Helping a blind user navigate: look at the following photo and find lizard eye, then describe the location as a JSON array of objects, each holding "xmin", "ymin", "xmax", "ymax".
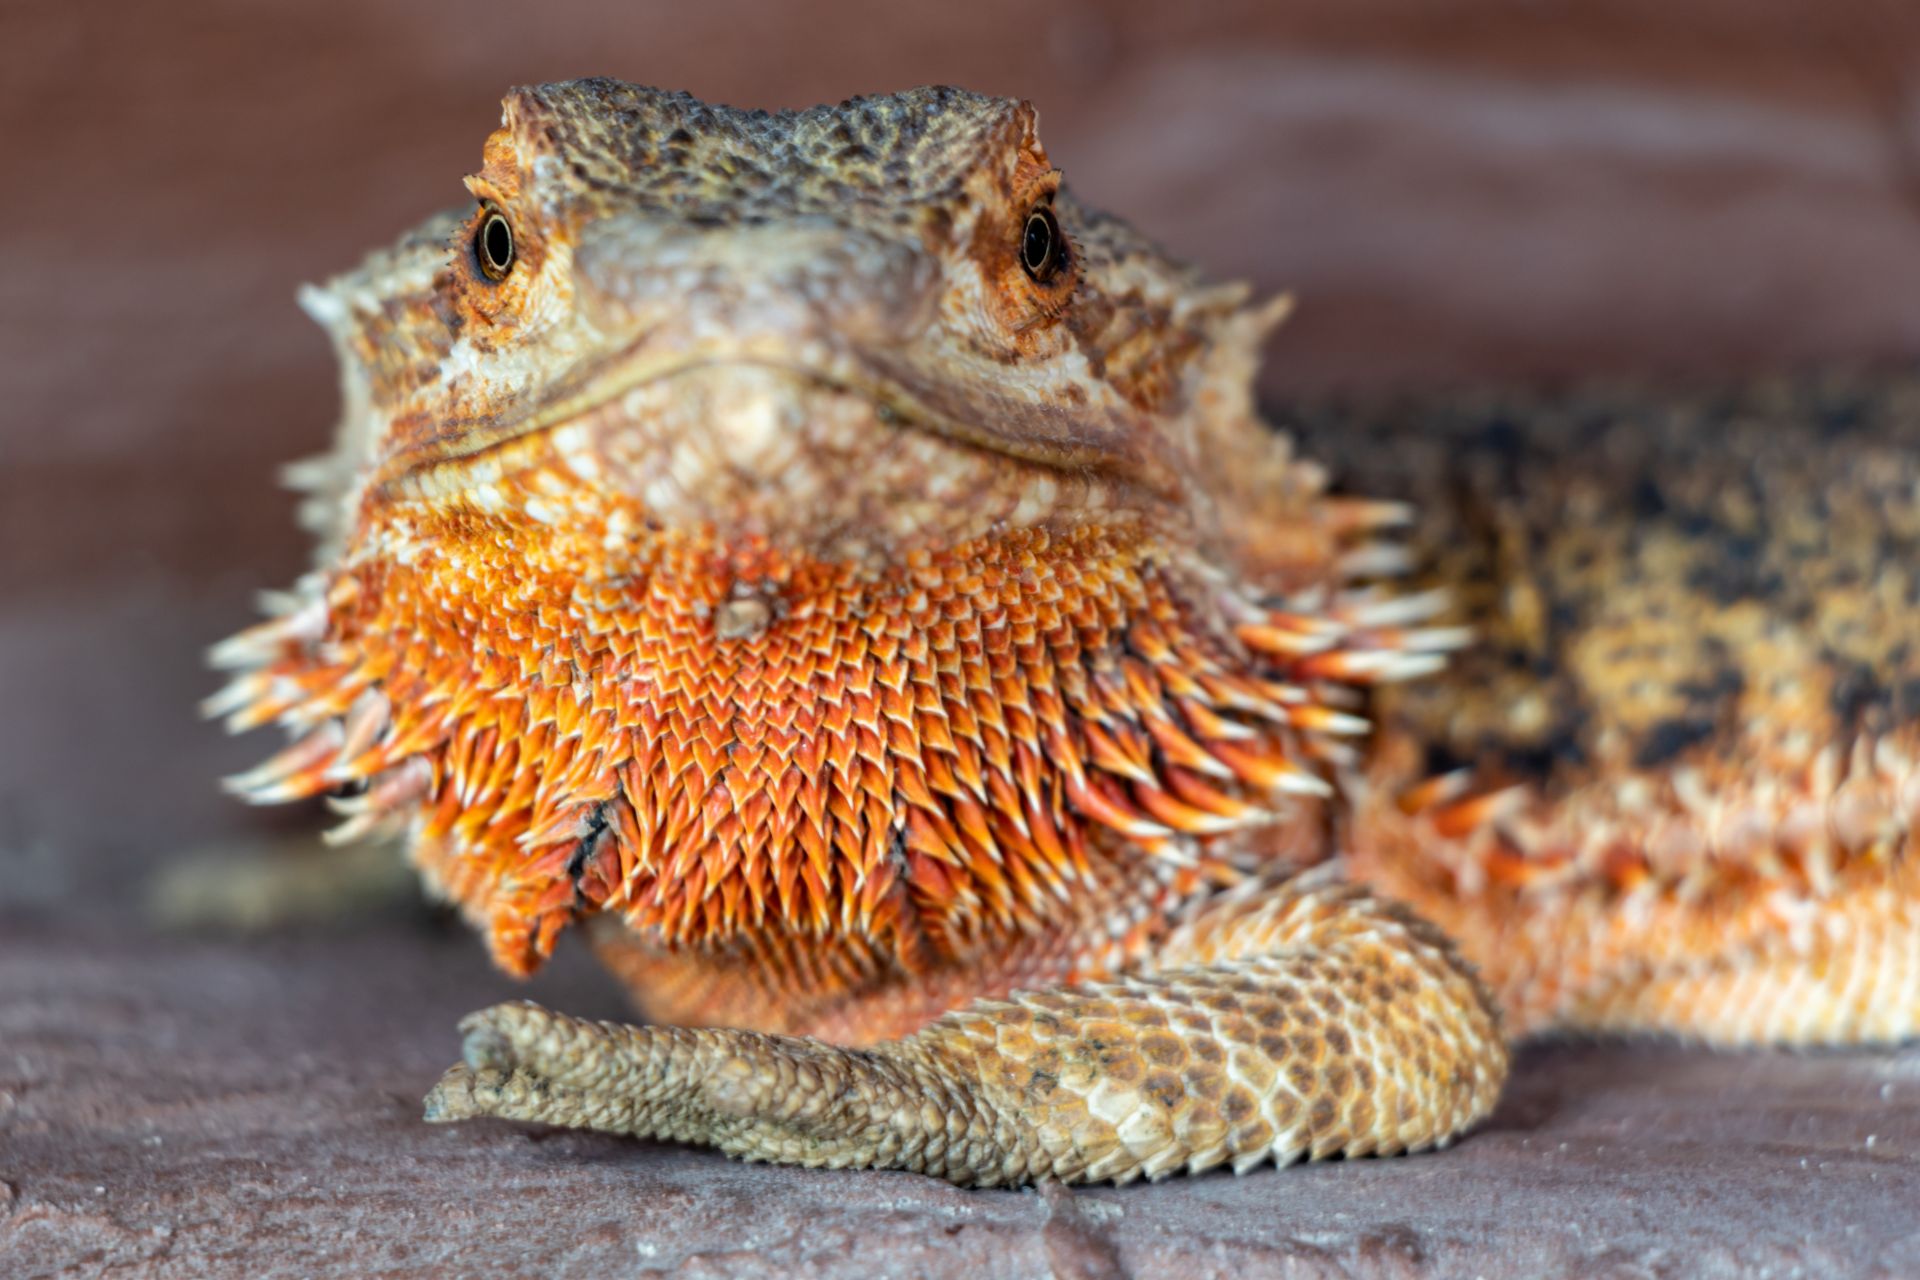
[
  {"xmin": 1020, "ymin": 206, "xmax": 1064, "ymax": 283},
  {"xmin": 475, "ymin": 209, "xmax": 515, "ymax": 281}
]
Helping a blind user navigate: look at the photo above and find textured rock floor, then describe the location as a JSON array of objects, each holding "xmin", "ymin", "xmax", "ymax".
[{"xmin": 3, "ymin": 916, "xmax": 1916, "ymax": 1279}]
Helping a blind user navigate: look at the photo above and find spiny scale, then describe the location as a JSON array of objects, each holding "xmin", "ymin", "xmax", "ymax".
[
  {"xmin": 1356, "ymin": 646, "xmax": 1920, "ymax": 1041},
  {"xmin": 212, "ymin": 453, "xmax": 1442, "ymax": 990}
]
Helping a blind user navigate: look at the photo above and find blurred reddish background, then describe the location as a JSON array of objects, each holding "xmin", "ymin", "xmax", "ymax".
[{"xmin": 8, "ymin": 0, "xmax": 1920, "ymax": 918}]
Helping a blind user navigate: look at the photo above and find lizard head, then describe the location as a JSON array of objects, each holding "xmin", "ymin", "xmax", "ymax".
[
  {"xmin": 303, "ymin": 78, "xmax": 1322, "ymax": 567},
  {"xmin": 214, "ymin": 81, "xmax": 1442, "ymax": 989}
]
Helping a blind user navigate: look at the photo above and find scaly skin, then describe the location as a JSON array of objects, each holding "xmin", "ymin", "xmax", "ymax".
[
  {"xmin": 211, "ymin": 81, "xmax": 1912, "ymax": 1185},
  {"xmin": 425, "ymin": 868, "xmax": 1501, "ymax": 1185},
  {"xmin": 1302, "ymin": 376, "xmax": 1920, "ymax": 1043}
]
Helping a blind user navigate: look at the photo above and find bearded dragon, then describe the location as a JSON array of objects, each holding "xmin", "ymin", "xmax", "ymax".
[{"xmin": 209, "ymin": 79, "xmax": 1918, "ymax": 1186}]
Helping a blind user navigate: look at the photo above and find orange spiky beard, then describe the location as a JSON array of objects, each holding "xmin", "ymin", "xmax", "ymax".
[
  {"xmin": 208, "ymin": 79, "xmax": 1461, "ymax": 1043},
  {"xmin": 211, "ymin": 425, "xmax": 1442, "ymax": 1039}
]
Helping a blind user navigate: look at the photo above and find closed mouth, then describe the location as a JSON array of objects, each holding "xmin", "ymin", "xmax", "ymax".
[{"xmin": 376, "ymin": 348, "xmax": 1180, "ymax": 504}]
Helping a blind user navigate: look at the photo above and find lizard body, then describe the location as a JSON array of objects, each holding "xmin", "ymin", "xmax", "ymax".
[
  {"xmin": 1317, "ymin": 377, "xmax": 1920, "ymax": 1043},
  {"xmin": 211, "ymin": 80, "xmax": 1916, "ymax": 1185}
]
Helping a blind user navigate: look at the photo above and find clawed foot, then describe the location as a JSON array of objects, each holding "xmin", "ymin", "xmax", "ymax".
[
  {"xmin": 422, "ymin": 1005, "xmax": 561, "ymax": 1125},
  {"xmin": 424, "ymin": 1000, "xmax": 989, "ymax": 1177},
  {"xmin": 425, "ymin": 1002, "xmax": 720, "ymax": 1136}
]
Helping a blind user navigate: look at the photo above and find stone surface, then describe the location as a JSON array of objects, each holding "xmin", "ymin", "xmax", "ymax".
[{"xmin": 3, "ymin": 916, "xmax": 1916, "ymax": 1278}]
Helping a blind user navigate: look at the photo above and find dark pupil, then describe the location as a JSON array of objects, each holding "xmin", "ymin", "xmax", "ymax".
[
  {"xmin": 481, "ymin": 215, "xmax": 513, "ymax": 274},
  {"xmin": 1022, "ymin": 210, "xmax": 1056, "ymax": 279}
]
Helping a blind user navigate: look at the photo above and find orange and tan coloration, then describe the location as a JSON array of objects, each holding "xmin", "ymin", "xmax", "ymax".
[
  {"xmin": 211, "ymin": 81, "xmax": 1911, "ymax": 1186},
  {"xmin": 1301, "ymin": 378, "xmax": 1920, "ymax": 1046}
]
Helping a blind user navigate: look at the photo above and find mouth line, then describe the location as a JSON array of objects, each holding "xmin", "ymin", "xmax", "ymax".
[{"xmin": 377, "ymin": 351, "xmax": 1174, "ymax": 500}]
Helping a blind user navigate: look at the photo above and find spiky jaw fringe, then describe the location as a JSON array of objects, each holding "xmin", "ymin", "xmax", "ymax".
[{"xmin": 210, "ymin": 409, "xmax": 1447, "ymax": 1005}]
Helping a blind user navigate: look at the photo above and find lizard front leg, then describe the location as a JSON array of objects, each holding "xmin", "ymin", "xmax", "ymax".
[{"xmin": 423, "ymin": 870, "xmax": 1507, "ymax": 1186}]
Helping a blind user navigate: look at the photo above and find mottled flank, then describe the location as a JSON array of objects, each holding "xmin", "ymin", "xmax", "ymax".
[
  {"xmin": 212, "ymin": 81, "xmax": 1913, "ymax": 1185},
  {"xmin": 1301, "ymin": 372, "xmax": 1920, "ymax": 1039}
]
